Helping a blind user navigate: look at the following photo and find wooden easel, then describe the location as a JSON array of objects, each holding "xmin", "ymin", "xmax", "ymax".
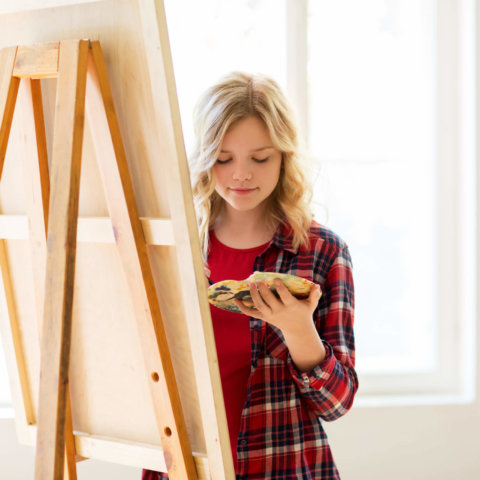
[{"xmin": 0, "ymin": 39, "xmax": 197, "ymax": 480}]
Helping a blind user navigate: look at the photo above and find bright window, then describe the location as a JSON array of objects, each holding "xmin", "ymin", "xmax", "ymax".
[
  {"xmin": 166, "ymin": 0, "xmax": 476, "ymax": 403},
  {"xmin": 164, "ymin": 0, "xmax": 288, "ymax": 151},
  {"xmin": 308, "ymin": 0, "xmax": 437, "ymax": 375},
  {"xmin": 302, "ymin": 0, "xmax": 476, "ymax": 402}
]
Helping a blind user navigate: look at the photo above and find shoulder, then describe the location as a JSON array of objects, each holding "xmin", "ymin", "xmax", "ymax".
[
  {"xmin": 302, "ymin": 221, "xmax": 354, "ymax": 287},
  {"xmin": 274, "ymin": 220, "xmax": 351, "ymax": 266},
  {"xmin": 301, "ymin": 220, "xmax": 353, "ymax": 273},
  {"xmin": 304, "ymin": 220, "xmax": 349, "ymax": 255}
]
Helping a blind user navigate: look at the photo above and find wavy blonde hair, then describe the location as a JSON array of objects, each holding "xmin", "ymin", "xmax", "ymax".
[{"xmin": 189, "ymin": 72, "xmax": 312, "ymax": 260}]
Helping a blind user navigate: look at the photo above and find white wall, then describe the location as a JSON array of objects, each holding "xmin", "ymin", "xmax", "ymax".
[
  {"xmin": 325, "ymin": 300, "xmax": 480, "ymax": 480},
  {"xmin": 0, "ymin": 418, "xmax": 141, "ymax": 479},
  {"xmin": 326, "ymin": 399, "xmax": 480, "ymax": 479}
]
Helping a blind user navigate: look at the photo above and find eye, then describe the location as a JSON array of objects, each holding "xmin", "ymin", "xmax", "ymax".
[
  {"xmin": 216, "ymin": 158, "xmax": 232, "ymax": 164},
  {"xmin": 252, "ymin": 157, "xmax": 269, "ymax": 163}
]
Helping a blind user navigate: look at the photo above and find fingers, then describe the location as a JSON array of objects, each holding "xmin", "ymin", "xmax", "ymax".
[
  {"xmin": 248, "ymin": 280, "xmax": 297, "ymax": 311},
  {"xmin": 270, "ymin": 279, "xmax": 321, "ymax": 312},
  {"xmin": 307, "ymin": 284, "xmax": 321, "ymax": 308},
  {"xmin": 233, "ymin": 281, "xmax": 277, "ymax": 318},
  {"xmin": 234, "ymin": 280, "xmax": 321, "ymax": 319},
  {"xmin": 252, "ymin": 282, "xmax": 281, "ymax": 312},
  {"xmin": 233, "ymin": 299, "xmax": 263, "ymax": 319},
  {"xmin": 273, "ymin": 279, "xmax": 296, "ymax": 306}
]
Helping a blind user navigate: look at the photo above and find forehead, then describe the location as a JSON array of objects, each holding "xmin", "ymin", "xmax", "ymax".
[{"xmin": 221, "ymin": 116, "xmax": 274, "ymax": 151}]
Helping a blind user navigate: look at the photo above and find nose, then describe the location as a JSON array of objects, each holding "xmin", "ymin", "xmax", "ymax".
[{"xmin": 232, "ymin": 163, "xmax": 252, "ymax": 181}]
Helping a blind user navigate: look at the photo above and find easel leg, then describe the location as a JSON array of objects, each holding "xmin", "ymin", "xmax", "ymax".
[
  {"xmin": 0, "ymin": 47, "xmax": 19, "ymax": 177},
  {"xmin": 0, "ymin": 44, "xmax": 40, "ymax": 435},
  {"xmin": 34, "ymin": 39, "xmax": 89, "ymax": 480},
  {"xmin": 64, "ymin": 395, "xmax": 77, "ymax": 479},
  {"xmin": 19, "ymin": 77, "xmax": 79, "ymax": 479},
  {"xmin": 84, "ymin": 42, "xmax": 198, "ymax": 479}
]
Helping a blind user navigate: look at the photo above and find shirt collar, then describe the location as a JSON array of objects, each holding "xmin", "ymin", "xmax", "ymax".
[{"xmin": 270, "ymin": 221, "xmax": 299, "ymax": 255}]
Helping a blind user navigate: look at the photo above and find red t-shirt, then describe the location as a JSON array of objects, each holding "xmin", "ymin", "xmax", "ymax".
[{"xmin": 208, "ymin": 231, "xmax": 269, "ymax": 469}]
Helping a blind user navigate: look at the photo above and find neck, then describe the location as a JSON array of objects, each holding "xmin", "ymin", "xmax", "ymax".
[{"xmin": 213, "ymin": 203, "xmax": 278, "ymax": 249}]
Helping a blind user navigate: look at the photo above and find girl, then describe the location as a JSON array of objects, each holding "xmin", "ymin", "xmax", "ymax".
[{"xmin": 144, "ymin": 72, "xmax": 358, "ymax": 479}]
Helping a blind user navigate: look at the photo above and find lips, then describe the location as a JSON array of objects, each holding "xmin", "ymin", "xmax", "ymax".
[{"xmin": 230, "ymin": 187, "xmax": 257, "ymax": 194}]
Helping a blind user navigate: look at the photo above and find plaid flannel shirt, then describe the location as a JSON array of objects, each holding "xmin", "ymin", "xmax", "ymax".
[
  {"xmin": 234, "ymin": 221, "xmax": 358, "ymax": 479},
  {"xmin": 144, "ymin": 220, "xmax": 358, "ymax": 479}
]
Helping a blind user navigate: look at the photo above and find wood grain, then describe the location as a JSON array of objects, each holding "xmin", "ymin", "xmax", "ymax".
[
  {"xmin": 14, "ymin": 42, "xmax": 60, "ymax": 79},
  {"xmin": 34, "ymin": 39, "xmax": 89, "ymax": 480},
  {"xmin": 0, "ymin": 47, "xmax": 19, "ymax": 179},
  {"xmin": 19, "ymin": 76, "xmax": 79, "ymax": 479}
]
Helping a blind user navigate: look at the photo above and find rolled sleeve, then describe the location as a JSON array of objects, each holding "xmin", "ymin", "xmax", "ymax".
[
  {"xmin": 287, "ymin": 340, "xmax": 357, "ymax": 421},
  {"xmin": 287, "ymin": 341, "xmax": 335, "ymax": 393}
]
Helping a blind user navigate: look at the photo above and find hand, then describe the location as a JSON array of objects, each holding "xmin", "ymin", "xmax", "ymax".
[{"xmin": 234, "ymin": 279, "xmax": 321, "ymax": 337}]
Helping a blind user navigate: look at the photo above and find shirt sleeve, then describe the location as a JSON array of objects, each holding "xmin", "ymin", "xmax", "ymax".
[{"xmin": 286, "ymin": 243, "xmax": 358, "ymax": 421}]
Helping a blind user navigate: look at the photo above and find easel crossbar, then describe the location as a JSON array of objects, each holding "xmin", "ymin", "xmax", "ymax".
[
  {"xmin": 13, "ymin": 42, "xmax": 60, "ymax": 79},
  {"xmin": 0, "ymin": 214, "xmax": 176, "ymax": 245}
]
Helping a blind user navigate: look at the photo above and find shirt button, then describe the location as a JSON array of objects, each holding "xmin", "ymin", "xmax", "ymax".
[
  {"xmin": 302, "ymin": 376, "xmax": 310, "ymax": 387},
  {"xmin": 239, "ymin": 439, "xmax": 247, "ymax": 446}
]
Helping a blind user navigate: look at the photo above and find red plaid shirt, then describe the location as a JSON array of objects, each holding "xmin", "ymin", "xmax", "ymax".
[{"xmin": 143, "ymin": 220, "xmax": 358, "ymax": 479}]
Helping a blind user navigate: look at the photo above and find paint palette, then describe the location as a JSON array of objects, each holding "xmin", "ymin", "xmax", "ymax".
[{"xmin": 207, "ymin": 271, "xmax": 319, "ymax": 313}]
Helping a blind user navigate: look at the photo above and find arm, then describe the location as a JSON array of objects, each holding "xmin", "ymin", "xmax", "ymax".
[
  {"xmin": 286, "ymin": 244, "xmax": 358, "ymax": 421},
  {"xmin": 282, "ymin": 306, "xmax": 326, "ymax": 372},
  {"xmin": 235, "ymin": 244, "xmax": 358, "ymax": 421}
]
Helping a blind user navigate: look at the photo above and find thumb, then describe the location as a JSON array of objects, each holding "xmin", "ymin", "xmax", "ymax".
[{"xmin": 308, "ymin": 284, "xmax": 321, "ymax": 307}]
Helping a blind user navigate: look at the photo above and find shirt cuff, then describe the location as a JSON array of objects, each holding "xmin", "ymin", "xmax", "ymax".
[{"xmin": 287, "ymin": 341, "xmax": 336, "ymax": 392}]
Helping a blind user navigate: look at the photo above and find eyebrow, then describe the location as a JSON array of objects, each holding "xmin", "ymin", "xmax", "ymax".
[{"xmin": 220, "ymin": 146, "xmax": 274, "ymax": 154}]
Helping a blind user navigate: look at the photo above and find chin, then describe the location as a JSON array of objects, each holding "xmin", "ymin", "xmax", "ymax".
[
  {"xmin": 231, "ymin": 203, "xmax": 258, "ymax": 212},
  {"xmin": 225, "ymin": 199, "xmax": 259, "ymax": 211}
]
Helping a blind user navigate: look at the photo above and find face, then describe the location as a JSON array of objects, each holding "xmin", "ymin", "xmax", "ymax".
[{"xmin": 213, "ymin": 116, "xmax": 282, "ymax": 215}]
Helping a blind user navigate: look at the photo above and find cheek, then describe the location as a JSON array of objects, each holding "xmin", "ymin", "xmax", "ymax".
[
  {"xmin": 212, "ymin": 165, "xmax": 221, "ymax": 182},
  {"xmin": 212, "ymin": 166, "xmax": 228, "ymax": 189},
  {"xmin": 270, "ymin": 161, "xmax": 282, "ymax": 185}
]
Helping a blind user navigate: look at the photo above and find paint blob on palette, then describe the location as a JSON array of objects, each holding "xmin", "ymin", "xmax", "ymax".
[{"xmin": 207, "ymin": 271, "xmax": 320, "ymax": 313}]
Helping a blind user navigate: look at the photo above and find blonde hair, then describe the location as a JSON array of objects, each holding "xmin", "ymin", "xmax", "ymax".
[{"xmin": 189, "ymin": 72, "xmax": 312, "ymax": 260}]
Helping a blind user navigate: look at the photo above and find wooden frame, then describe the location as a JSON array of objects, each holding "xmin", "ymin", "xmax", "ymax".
[{"xmin": 0, "ymin": 1, "xmax": 233, "ymax": 479}]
